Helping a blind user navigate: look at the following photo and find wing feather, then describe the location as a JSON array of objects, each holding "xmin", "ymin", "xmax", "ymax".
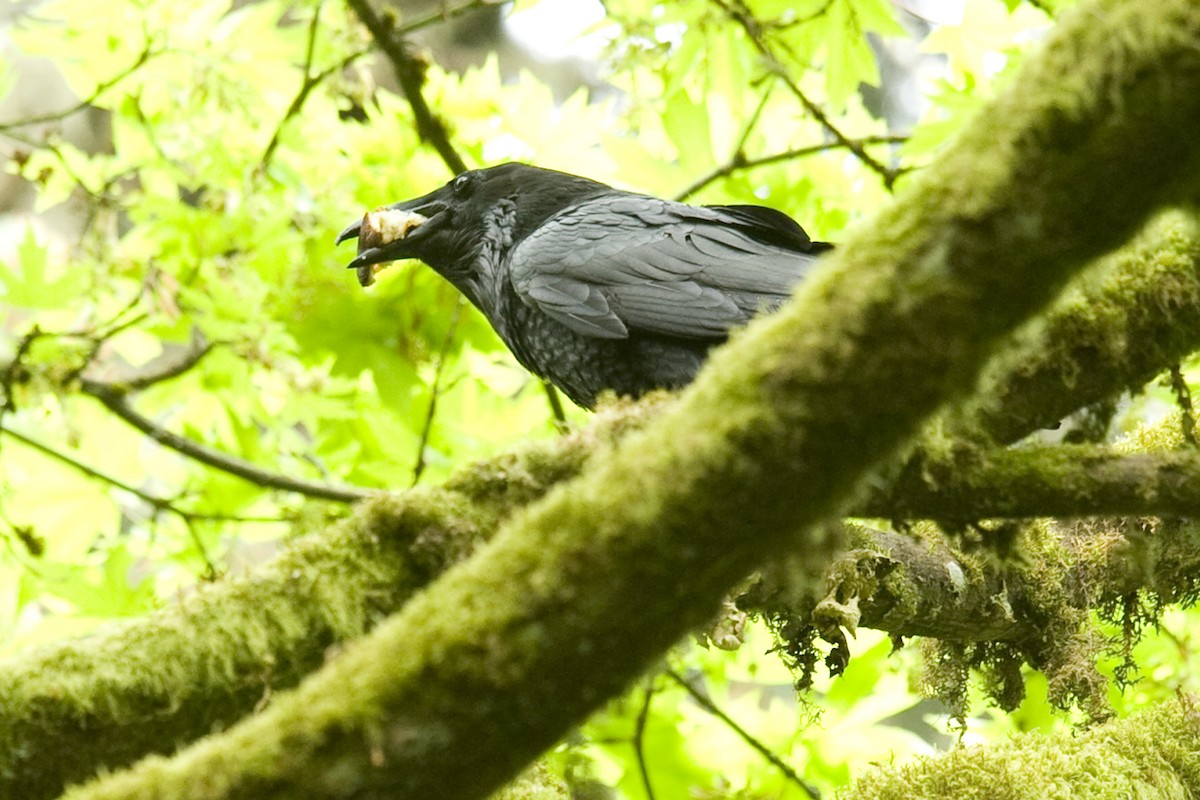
[{"xmin": 510, "ymin": 195, "xmax": 823, "ymax": 340}]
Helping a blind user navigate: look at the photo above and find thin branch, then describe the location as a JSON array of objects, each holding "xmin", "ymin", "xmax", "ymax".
[
  {"xmin": 0, "ymin": 44, "xmax": 156, "ymax": 133},
  {"xmin": 675, "ymin": 135, "xmax": 908, "ymax": 201},
  {"xmin": 710, "ymin": 0, "xmax": 901, "ymax": 188},
  {"xmin": 3, "ymin": 320, "xmax": 376, "ymax": 505},
  {"xmin": 541, "ymin": 380, "xmax": 569, "ymax": 433},
  {"xmin": 665, "ymin": 668, "xmax": 820, "ymax": 799},
  {"xmin": 258, "ymin": 8, "xmax": 374, "ymax": 170},
  {"xmin": 79, "ymin": 380, "xmax": 374, "ymax": 504},
  {"xmin": 412, "ymin": 297, "xmax": 464, "ymax": 485},
  {"xmin": 0, "ymin": 424, "xmax": 285, "ymax": 526},
  {"xmin": 346, "ymin": 0, "xmax": 468, "ymax": 175},
  {"xmin": 182, "ymin": 515, "xmax": 219, "ymax": 580},
  {"xmin": 79, "ymin": 328, "xmax": 212, "ymax": 391},
  {"xmin": 54, "ymin": 324, "xmax": 377, "ymax": 503},
  {"xmin": 261, "ymin": 1, "xmax": 326, "ymax": 169},
  {"xmin": 633, "ymin": 680, "xmax": 658, "ymax": 800},
  {"xmin": 266, "ymin": 0, "xmax": 495, "ymax": 170},
  {"xmin": 393, "ymin": 0, "xmax": 502, "ymax": 38},
  {"xmin": 671, "ymin": 83, "xmax": 773, "ymax": 203},
  {"xmin": 1168, "ymin": 364, "xmax": 1197, "ymax": 447}
]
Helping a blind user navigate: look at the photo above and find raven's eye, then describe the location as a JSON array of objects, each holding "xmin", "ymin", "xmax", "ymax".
[{"xmin": 452, "ymin": 173, "xmax": 472, "ymax": 195}]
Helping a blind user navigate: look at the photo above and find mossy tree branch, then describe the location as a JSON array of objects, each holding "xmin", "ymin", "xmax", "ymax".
[
  {"xmin": 952, "ymin": 211, "xmax": 1200, "ymax": 445},
  {"xmin": 47, "ymin": 1, "xmax": 1200, "ymax": 798},
  {"xmin": 3, "ymin": 4, "xmax": 1200, "ymax": 798},
  {"xmin": 849, "ymin": 697, "xmax": 1200, "ymax": 799},
  {"xmin": 866, "ymin": 444, "xmax": 1200, "ymax": 520},
  {"xmin": 10, "ymin": 400, "xmax": 1200, "ymax": 796}
]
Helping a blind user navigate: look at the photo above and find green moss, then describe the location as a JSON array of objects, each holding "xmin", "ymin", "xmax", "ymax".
[
  {"xmin": 955, "ymin": 212, "xmax": 1200, "ymax": 445},
  {"xmin": 852, "ymin": 698, "xmax": 1200, "ymax": 799},
  {"xmin": 489, "ymin": 762, "xmax": 571, "ymax": 800}
]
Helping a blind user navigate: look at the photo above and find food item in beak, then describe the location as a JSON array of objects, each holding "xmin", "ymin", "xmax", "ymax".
[{"xmin": 355, "ymin": 208, "xmax": 429, "ymax": 286}]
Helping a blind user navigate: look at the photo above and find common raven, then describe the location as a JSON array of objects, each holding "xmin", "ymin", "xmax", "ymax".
[{"xmin": 337, "ymin": 163, "xmax": 830, "ymax": 409}]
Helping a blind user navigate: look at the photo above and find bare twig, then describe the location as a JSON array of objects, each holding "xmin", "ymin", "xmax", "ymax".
[
  {"xmin": 675, "ymin": 135, "xmax": 908, "ymax": 201},
  {"xmin": 0, "ymin": 43, "xmax": 157, "ymax": 133},
  {"xmin": 3, "ymin": 320, "xmax": 376, "ymax": 505},
  {"xmin": 541, "ymin": 380, "xmax": 569, "ymax": 432},
  {"xmin": 633, "ymin": 680, "xmax": 658, "ymax": 800},
  {"xmin": 666, "ymin": 668, "xmax": 820, "ymax": 799},
  {"xmin": 79, "ymin": 380, "xmax": 374, "ymax": 503},
  {"xmin": 671, "ymin": 84, "xmax": 772, "ymax": 203},
  {"xmin": 0, "ymin": 424, "xmax": 286, "ymax": 526},
  {"xmin": 412, "ymin": 297, "xmax": 464, "ymax": 485},
  {"xmin": 181, "ymin": 516, "xmax": 220, "ymax": 580},
  {"xmin": 63, "ymin": 329, "xmax": 377, "ymax": 503},
  {"xmin": 79, "ymin": 328, "xmax": 211, "ymax": 391},
  {"xmin": 393, "ymin": 0, "xmax": 502, "ymax": 38},
  {"xmin": 261, "ymin": 1, "xmax": 326, "ymax": 169},
  {"xmin": 260, "ymin": 5, "xmax": 375, "ymax": 170},
  {"xmin": 346, "ymin": 0, "xmax": 468, "ymax": 175},
  {"xmin": 710, "ymin": 0, "xmax": 900, "ymax": 189}
]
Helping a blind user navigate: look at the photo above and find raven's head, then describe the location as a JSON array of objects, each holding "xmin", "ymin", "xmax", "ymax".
[{"xmin": 336, "ymin": 163, "xmax": 611, "ymax": 289}]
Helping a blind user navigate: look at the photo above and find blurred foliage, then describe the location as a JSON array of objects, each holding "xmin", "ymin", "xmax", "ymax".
[{"xmin": 0, "ymin": 0, "xmax": 1193, "ymax": 796}]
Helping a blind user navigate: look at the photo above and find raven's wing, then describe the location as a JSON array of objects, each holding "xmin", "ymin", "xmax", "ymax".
[{"xmin": 508, "ymin": 194, "xmax": 825, "ymax": 340}]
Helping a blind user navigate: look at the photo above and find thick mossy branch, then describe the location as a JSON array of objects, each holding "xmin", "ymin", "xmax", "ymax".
[
  {"xmin": 850, "ymin": 696, "xmax": 1200, "ymax": 799},
  {"xmin": 0, "ymin": 400, "xmax": 661, "ymax": 800},
  {"xmin": 0, "ymin": 494, "xmax": 465, "ymax": 800},
  {"xmin": 952, "ymin": 211, "xmax": 1200, "ymax": 445},
  {"xmin": 867, "ymin": 444, "xmax": 1200, "ymax": 519},
  {"xmin": 760, "ymin": 438, "xmax": 1200, "ymax": 716},
  {"xmin": 54, "ymin": 2, "xmax": 1200, "ymax": 799}
]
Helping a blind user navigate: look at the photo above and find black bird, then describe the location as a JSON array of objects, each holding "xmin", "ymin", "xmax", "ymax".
[{"xmin": 337, "ymin": 163, "xmax": 830, "ymax": 409}]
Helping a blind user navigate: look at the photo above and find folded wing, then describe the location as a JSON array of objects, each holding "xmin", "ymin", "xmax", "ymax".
[{"xmin": 509, "ymin": 194, "xmax": 826, "ymax": 340}]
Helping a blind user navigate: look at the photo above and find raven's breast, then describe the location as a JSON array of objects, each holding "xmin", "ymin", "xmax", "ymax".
[{"xmin": 494, "ymin": 286, "xmax": 712, "ymax": 409}]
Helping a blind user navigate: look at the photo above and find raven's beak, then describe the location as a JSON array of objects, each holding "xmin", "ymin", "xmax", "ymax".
[
  {"xmin": 335, "ymin": 219, "xmax": 361, "ymax": 246},
  {"xmin": 336, "ymin": 207, "xmax": 430, "ymax": 287}
]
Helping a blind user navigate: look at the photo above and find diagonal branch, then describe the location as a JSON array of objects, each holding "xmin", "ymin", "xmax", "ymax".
[
  {"xmin": 412, "ymin": 296, "xmax": 464, "ymax": 485},
  {"xmin": 709, "ymin": 0, "xmax": 901, "ymax": 187},
  {"xmin": 0, "ymin": 43, "xmax": 157, "ymax": 134},
  {"xmin": 79, "ymin": 379, "xmax": 374, "ymax": 503},
  {"xmin": 346, "ymin": 0, "xmax": 468, "ymax": 175},
  {"xmin": 666, "ymin": 668, "xmax": 820, "ymax": 799},
  {"xmin": 0, "ymin": 424, "xmax": 285, "ymax": 526},
  {"xmin": 675, "ymin": 135, "xmax": 908, "ymax": 201},
  {"xmin": 72, "ymin": 333, "xmax": 376, "ymax": 504}
]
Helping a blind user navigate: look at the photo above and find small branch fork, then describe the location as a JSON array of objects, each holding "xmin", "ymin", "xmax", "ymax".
[
  {"xmin": 344, "ymin": 0, "xmax": 471, "ymax": 175},
  {"xmin": 260, "ymin": 0, "xmax": 492, "ymax": 169},
  {"xmin": 666, "ymin": 668, "xmax": 821, "ymax": 799},
  {"xmin": 1, "ymin": 322, "xmax": 375, "ymax": 506},
  {"xmin": 709, "ymin": 0, "xmax": 903, "ymax": 189},
  {"xmin": 675, "ymin": 135, "xmax": 908, "ymax": 202},
  {"xmin": 76, "ymin": 336, "xmax": 374, "ymax": 503}
]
